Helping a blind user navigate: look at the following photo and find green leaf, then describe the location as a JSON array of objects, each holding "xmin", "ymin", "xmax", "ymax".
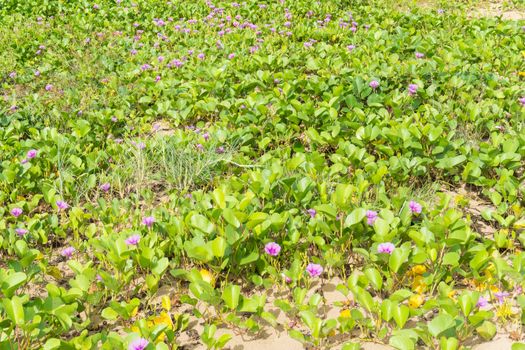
[
  {"xmin": 1, "ymin": 272, "xmax": 27, "ymax": 297},
  {"xmin": 101, "ymin": 307, "xmax": 119, "ymax": 320},
  {"xmin": 389, "ymin": 247, "xmax": 410, "ymax": 273},
  {"xmin": 439, "ymin": 337, "xmax": 458, "ymax": 350},
  {"xmin": 344, "ymin": 208, "xmax": 366, "ymax": 227},
  {"xmin": 3, "ymin": 296, "xmax": 25, "ymax": 325},
  {"xmin": 389, "ymin": 334, "xmax": 414, "ymax": 350},
  {"xmin": 364, "ymin": 267, "xmax": 382, "ymax": 291},
  {"xmin": 211, "ymin": 237, "xmax": 227, "ymax": 258},
  {"xmin": 392, "ymin": 305, "xmax": 409, "ymax": 328},
  {"xmin": 299, "ymin": 310, "xmax": 322, "ymax": 338},
  {"xmin": 222, "ymin": 208, "xmax": 240, "ymax": 228},
  {"xmin": 428, "ymin": 314, "xmax": 455, "ymax": 337},
  {"xmin": 190, "ymin": 214, "xmax": 214, "ymax": 234},
  {"xmin": 222, "ymin": 284, "xmax": 241, "ymax": 310},
  {"xmin": 476, "ymin": 321, "xmax": 496, "ymax": 340}
]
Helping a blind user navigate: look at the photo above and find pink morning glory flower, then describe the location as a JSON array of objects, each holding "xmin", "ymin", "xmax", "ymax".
[
  {"xmin": 377, "ymin": 242, "xmax": 395, "ymax": 254},
  {"xmin": 408, "ymin": 84, "xmax": 418, "ymax": 95},
  {"xmin": 125, "ymin": 234, "xmax": 141, "ymax": 246},
  {"xmin": 15, "ymin": 228, "xmax": 28, "ymax": 236},
  {"xmin": 11, "ymin": 208, "xmax": 23, "ymax": 217},
  {"xmin": 409, "ymin": 200, "xmax": 422, "ymax": 214},
  {"xmin": 307, "ymin": 208, "xmax": 317, "ymax": 218},
  {"xmin": 264, "ymin": 242, "xmax": 281, "ymax": 256},
  {"xmin": 366, "ymin": 210, "xmax": 378, "ymax": 225},
  {"xmin": 128, "ymin": 338, "xmax": 149, "ymax": 350},
  {"xmin": 27, "ymin": 149, "xmax": 38, "ymax": 159},
  {"xmin": 306, "ymin": 263, "xmax": 323, "ymax": 278},
  {"xmin": 56, "ymin": 200, "xmax": 69, "ymax": 210},
  {"xmin": 142, "ymin": 216, "xmax": 155, "ymax": 227},
  {"xmin": 61, "ymin": 247, "xmax": 75, "ymax": 258},
  {"xmin": 494, "ymin": 291, "xmax": 509, "ymax": 304},
  {"xmin": 476, "ymin": 296, "xmax": 489, "ymax": 308},
  {"xmin": 369, "ymin": 80, "xmax": 380, "ymax": 89}
]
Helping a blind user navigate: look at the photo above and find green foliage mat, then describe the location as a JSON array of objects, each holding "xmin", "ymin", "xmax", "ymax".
[{"xmin": 0, "ymin": 0, "xmax": 524, "ymax": 349}]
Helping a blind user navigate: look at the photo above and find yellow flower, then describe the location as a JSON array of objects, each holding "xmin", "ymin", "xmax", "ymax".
[
  {"xmin": 339, "ymin": 309, "xmax": 351, "ymax": 318},
  {"xmin": 412, "ymin": 275, "xmax": 427, "ymax": 294},
  {"xmin": 151, "ymin": 312, "xmax": 174, "ymax": 342},
  {"xmin": 200, "ymin": 269, "xmax": 215, "ymax": 286},
  {"xmin": 411, "ymin": 265, "xmax": 427, "ymax": 275},
  {"xmin": 408, "ymin": 294, "xmax": 425, "ymax": 309},
  {"xmin": 490, "ymin": 285, "xmax": 499, "ymax": 293},
  {"xmin": 519, "ymin": 71, "xmax": 525, "ymax": 77},
  {"xmin": 152, "ymin": 312, "xmax": 173, "ymax": 329},
  {"xmin": 448, "ymin": 290, "xmax": 457, "ymax": 299}
]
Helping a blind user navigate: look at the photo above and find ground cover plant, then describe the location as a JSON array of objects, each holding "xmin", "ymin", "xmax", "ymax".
[{"xmin": 0, "ymin": 0, "xmax": 524, "ymax": 349}]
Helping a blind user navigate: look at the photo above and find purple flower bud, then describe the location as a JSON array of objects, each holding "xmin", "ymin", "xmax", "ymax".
[
  {"xmin": 100, "ymin": 183, "xmax": 110, "ymax": 192},
  {"xmin": 35, "ymin": 70, "xmax": 41, "ymax": 76},
  {"xmin": 56, "ymin": 200, "xmax": 69, "ymax": 210},
  {"xmin": 216, "ymin": 146, "xmax": 225, "ymax": 154},
  {"xmin": 202, "ymin": 132, "xmax": 210, "ymax": 141},
  {"xmin": 27, "ymin": 149, "xmax": 38, "ymax": 159},
  {"xmin": 125, "ymin": 234, "xmax": 141, "ymax": 246},
  {"xmin": 494, "ymin": 291, "xmax": 509, "ymax": 304},
  {"xmin": 347, "ymin": 45, "xmax": 356, "ymax": 51},
  {"xmin": 307, "ymin": 208, "xmax": 317, "ymax": 218},
  {"xmin": 415, "ymin": 52, "xmax": 425, "ymax": 59},
  {"xmin": 306, "ymin": 263, "xmax": 323, "ymax": 277},
  {"xmin": 15, "ymin": 228, "xmax": 28, "ymax": 236},
  {"xmin": 519, "ymin": 97, "xmax": 525, "ymax": 106},
  {"xmin": 409, "ymin": 200, "xmax": 422, "ymax": 214},
  {"xmin": 61, "ymin": 247, "xmax": 75, "ymax": 258},
  {"xmin": 128, "ymin": 338, "xmax": 149, "ymax": 350},
  {"xmin": 142, "ymin": 216, "xmax": 155, "ymax": 227},
  {"xmin": 197, "ymin": 53, "xmax": 205, "ymax": 60},
  {"xmin": 408, "ymin": 83, "xmax": 419, "ymax": 95},
  {"xmin": 476, "ymin": 296, "xmax": 489, "ymax": 308},
  {"xmin": 11, "ymin": 208, "xmax": 23, "ymax": 217},
  {"xmin": 377, "ymin": 242, "xmax": 395, "ymax": 254},
  {"xmin": 369, "ymin": 80, "xmax": 380, "ymax": 89},
  {"xmin": 264, "ymin": 242, "xmax": 281, "ymax": 256},
  {"xmin": 366, "ymin": 210, "xmax": 378, "ymax": 225},
  {"xmin": 228, "ymin": 53, "xmax": 235, "ymax": 59}
]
